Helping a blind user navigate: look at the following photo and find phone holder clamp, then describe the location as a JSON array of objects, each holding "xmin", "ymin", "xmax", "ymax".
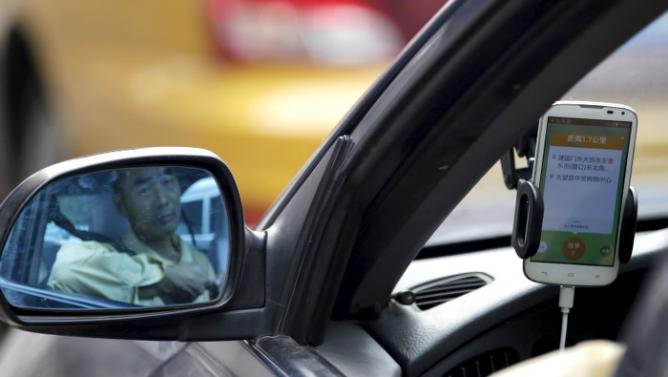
[{"xmin": 511, "ymin": 180, "xmax": 637, "ymax": 264}]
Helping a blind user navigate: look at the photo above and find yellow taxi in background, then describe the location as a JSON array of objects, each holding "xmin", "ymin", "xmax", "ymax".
[{"xmin": 0, "ymin": 0, "xmax": 406, "ymax": 223}]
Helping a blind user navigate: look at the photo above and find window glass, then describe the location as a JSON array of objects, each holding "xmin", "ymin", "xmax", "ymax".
[
  {"xmin": 210, "ymin": 196, "xmax": 228, "ymax": 239},
  {"xmin": 429, "ymin": 11, "xmax": 668, "ymax": 245},
  {"xmin": 563, "ymin": 12, "xmax": 668, "ymax": 219},
  {"xmin": 181, "ymin": 201, "xmax": 203, "ymax": 235}
]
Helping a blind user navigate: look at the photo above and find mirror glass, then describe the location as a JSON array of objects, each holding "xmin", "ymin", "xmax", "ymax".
[{"xmin": 0, "ymin": 166, "xmax": 230, "ymax": 309}]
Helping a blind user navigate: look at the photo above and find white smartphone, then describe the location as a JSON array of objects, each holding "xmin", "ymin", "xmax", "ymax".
[{"xmin": 524, "ymin": 101, "xmax": 637, "ymax": 286}]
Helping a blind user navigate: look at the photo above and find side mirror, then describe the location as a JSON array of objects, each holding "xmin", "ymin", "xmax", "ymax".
[{"xmin": 0, "ymin": 148, "xmax": 268, "ymax": 340}]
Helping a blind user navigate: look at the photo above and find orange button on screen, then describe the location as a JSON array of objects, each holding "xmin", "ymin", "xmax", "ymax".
[{"xmin": 562, "ymin": 237, "xmax": 586, "ymax": 260}]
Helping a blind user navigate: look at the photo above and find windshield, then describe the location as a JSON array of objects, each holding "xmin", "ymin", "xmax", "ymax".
[{"xmin": 428, "ymin": 10, "xmax": 668, "ymax": 246}]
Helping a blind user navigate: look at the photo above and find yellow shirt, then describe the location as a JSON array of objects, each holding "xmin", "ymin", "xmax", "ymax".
[{"xmin": 47, "ymin": 232, "xmax": 217, "ymax": 306}]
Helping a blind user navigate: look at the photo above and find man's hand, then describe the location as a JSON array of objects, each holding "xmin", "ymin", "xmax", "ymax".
[{"xmin": 158, "ymin": 263, "xmax": 210, "ymax": 303}]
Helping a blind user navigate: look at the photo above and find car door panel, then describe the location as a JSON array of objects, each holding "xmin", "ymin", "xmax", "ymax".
[{"xmin": 0, "ymin": 329, "xmax": 185, "ymax": 377}]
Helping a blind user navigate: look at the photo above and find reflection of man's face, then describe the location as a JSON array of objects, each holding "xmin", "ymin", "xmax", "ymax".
[{"xmin": 114, "ymin": 167, "xmax": 181, "ymax": 242}]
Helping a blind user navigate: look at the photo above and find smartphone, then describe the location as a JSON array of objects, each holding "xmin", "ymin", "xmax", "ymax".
[{"xmin": 524, "ymin": 101, "xmax": 637, "ymax": 286}]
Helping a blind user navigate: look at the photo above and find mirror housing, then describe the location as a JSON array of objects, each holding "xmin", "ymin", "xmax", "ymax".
[{"xmin": 0, "ymin": 148, "xmax": 270, "ymax": 340}]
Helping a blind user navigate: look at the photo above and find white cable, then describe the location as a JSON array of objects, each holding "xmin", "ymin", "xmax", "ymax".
[
  {"xmin": 559, "ymin": 312, "xmax": 569, "ymax": 350},
  {"xmin": 558, "ymin": 286, "xmax": 575, "ymax": 351}
]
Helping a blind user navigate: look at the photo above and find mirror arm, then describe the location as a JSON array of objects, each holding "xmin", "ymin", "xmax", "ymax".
[{"xmin": 224, "ymin": 228, "xmax": 266, "ymax": 310}]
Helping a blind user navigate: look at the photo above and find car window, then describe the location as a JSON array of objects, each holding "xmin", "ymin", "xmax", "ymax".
[
  {"xmin": 563, "ymin": 11, "xmax": 668, "ymax": 219},
  {"xmin": 428, "ymin": 10, "xmax": 668, "ymax": 246},
  {"xmin": 180, "ymin": 201, "xmax": 204, "ymax": 235}
]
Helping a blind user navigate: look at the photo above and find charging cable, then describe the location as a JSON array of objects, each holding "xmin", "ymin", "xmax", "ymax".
[{"xmin": 558, "ymin": 286, "xmax": 575, "ymax": 351}]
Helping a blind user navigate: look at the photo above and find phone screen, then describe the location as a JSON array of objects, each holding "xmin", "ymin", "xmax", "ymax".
[{"xmin": 531, "ymin": 116, "xmax": 632, "ymax": 267}]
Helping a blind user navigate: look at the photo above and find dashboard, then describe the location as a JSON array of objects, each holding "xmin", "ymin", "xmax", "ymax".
[{"xmin": 317, "ymin": 228, "xmax": 668, "ymax": 377}]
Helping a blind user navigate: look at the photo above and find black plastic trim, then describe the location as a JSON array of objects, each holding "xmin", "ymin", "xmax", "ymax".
[
  {"xmin": 277, "ymin": 136, "xmax": 357, "ymax": 345},
  {"xmin": 512, "ymin": 180, "xmax": 543, "ymax": 259},
  {"xmin": 416, "ymin": 236, "xmax": 512, "ymax": 259},
  {"xmin": 619, "ymin": 186, "xmax": 639, "ymax": 264}
]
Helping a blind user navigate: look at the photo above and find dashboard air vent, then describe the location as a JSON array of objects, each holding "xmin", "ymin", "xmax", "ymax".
[
  {"xmin": 411, "ymin": 273, "xmax": 491, "ymax": 310},
  {"xmin": 443, "ymin": 348, "xmax": 519, "ymax": 377}
]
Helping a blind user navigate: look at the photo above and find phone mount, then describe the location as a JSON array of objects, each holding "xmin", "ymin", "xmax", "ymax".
[
  {"xmin": 511, "ymin": 181, "xmax": 637, "ymax": 263},
  {"xmin": 501, "ymin": 130, "xmax": 537, "ymax": 189}
]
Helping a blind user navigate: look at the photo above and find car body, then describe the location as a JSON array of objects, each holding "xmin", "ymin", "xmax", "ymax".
[{"xmin": 0, "ymin": 0, "xmax": 667, "ymax": 377}]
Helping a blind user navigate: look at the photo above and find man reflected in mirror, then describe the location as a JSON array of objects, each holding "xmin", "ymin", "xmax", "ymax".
[{"xmin": 47, "ymin": 167, "xmax": 217, "ymax": 306}]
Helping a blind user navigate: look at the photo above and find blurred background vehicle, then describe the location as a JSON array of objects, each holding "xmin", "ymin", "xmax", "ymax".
[{"xmin": 0, "ymin": 0, "xmax": 446, "ymax": 225}]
